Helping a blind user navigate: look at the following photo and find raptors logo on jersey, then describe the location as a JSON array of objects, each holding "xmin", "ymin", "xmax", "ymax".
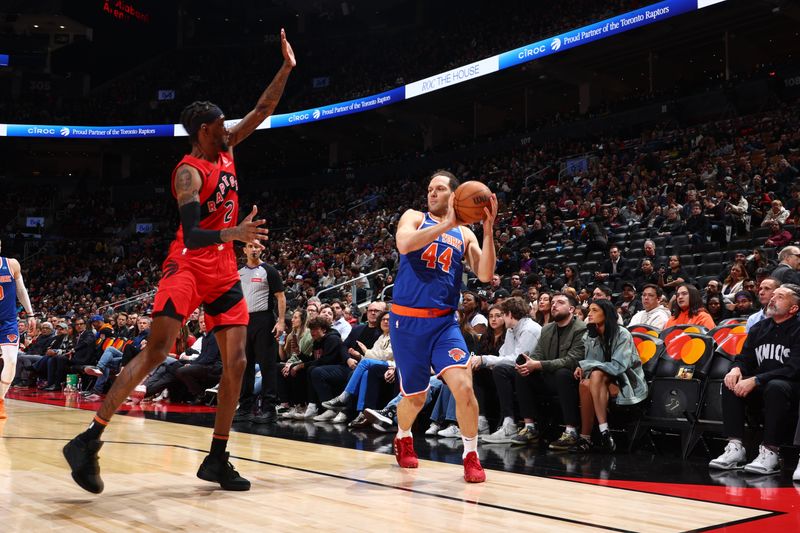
[
  {"xmin": 203, "ymin": 170, "xmax": 238, "ymax": 218},
  {"xmin": 170, "ymin": 152, "xmax": 240, "ymax": 252}
]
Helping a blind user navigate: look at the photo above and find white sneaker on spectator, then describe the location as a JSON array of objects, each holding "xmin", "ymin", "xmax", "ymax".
[
  {"xmin": 481, "ymin": 423, "xmax": 518, "ymax": 444},
  {"xmin": 478, "ymin": 417, "xmax": 490, "ymax": 435},
  {"xmin": 424, "ymin": 422, "xmax": 442, "ymax": 436},
  {"xmin": 283, "ymin": 405, "xmax": 301, "ymax": 419},
  {"xmin": 744, "ymin": 445, "xmax": 780, "ymax": 475},
  {"xmin": 84, "ymin": 367, "xmax": 102, "ymax": 377},
  {"xmin": 437, "ymin": 425, "xmax": 462, "ymax": 438},
  {"xmin": 299, "ymin": 404, "xmax": 319, "ymax": 420},
  {"xmin": 128, "ymin": 385, "xmax": 146, "ymax": 405},
  {"xmin": 793, "ymin": 460, "xmax": 800, "ymax": 482},
  {"xmin": 332, "ymin": 412, "xmax": 348, "ymax": 424},
  {"xmin": 156, "ymin": 389, "xmax": 169, "ymax": 402},
  {"xmin": 314, "ymin": 409, "xmax": 337, "ymax": 422},
  {"xmin": 709, "ymin": 441, "xmax": 746, "ymax": 470}
]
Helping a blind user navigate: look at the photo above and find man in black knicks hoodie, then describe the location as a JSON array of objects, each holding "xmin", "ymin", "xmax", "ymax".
[{"xmin": 709, "ymin": 284, "xmax": 800, "ymax": 476}]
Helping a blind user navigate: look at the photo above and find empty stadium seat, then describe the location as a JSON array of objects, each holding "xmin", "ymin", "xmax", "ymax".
[
  {"xmin": 630, "ymin": 332, "xmax": 715, "ymax": 457},
  {"xmin": 628, "ymin": 324, "xmax": 661, "ymax": 338},
  {"xmin": 659, "ymin": 324, "xmax": 709, "ymax": 346},
  {"xmin": 699, "ymin": 263, "xmax": 724, "ymax": 276},
  {"xmin": 717, "ymin": 317, "xmax": 746, "ymax": 326},
  {"xmin": 631, "ymin": 332, "xmax": 664, "ymax": 381},
  {"xmin": 684, "ymin": 327, "xmax": 748, "ymax": 456}
]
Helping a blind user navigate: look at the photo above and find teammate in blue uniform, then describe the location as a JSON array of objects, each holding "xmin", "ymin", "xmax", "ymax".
[
  {"xmin": 0, "ymin": 243, "xmax": 37, "ymax": 420},
  {"xmin": 391, "ymin": 170, "xmax": 496, "ymax": 483}
]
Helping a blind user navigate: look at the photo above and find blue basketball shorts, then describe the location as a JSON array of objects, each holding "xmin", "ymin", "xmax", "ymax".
[{"xmin": 389, "ymin": 310, "xmax": 469, "ymax": 396}]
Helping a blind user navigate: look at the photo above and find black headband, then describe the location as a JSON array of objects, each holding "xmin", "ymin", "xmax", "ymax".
[{"xmin": 187, "ymin": 104, "xmax": 224, "ymax": 137}]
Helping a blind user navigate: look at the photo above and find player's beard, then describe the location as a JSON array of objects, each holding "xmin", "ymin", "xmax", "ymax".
[{"xmin": 219, "ymin": 139, "xmax": 230, "ymax": 152}]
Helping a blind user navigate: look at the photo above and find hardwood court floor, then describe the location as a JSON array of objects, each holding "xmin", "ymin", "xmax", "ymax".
[{"xmin": 0, "ymin": 399, "xmax": 784, "ymax": 532}]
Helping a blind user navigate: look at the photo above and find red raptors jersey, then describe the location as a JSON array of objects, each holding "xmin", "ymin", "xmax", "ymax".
[{"xmin": 170, "ymin": 152, "xmax": 239, "ymax": 252}]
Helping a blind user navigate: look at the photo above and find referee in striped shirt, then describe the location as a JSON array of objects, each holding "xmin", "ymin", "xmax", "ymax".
[{"xmin": 234, "ymin": 242, "xmax": 286, "ymax": 424}]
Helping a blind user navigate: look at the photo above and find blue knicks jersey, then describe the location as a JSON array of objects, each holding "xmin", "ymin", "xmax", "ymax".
[
  {"xmin": 393, "ymin": 213, "xmax": 465, "ymax": 310},
  {"xmin": 0, "ymin": 257, "xmax": 17, "ymax": 328}
]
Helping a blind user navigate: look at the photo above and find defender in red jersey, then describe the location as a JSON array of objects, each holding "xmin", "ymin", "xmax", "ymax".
[{"xmin": 64, "ymin": 29, "xmax": 296, "ymax": 494}]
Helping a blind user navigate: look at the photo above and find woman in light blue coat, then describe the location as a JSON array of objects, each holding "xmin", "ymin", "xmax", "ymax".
[{"xmin": 572, "ymin": 299, "xmax": 647, "ymax": 453}]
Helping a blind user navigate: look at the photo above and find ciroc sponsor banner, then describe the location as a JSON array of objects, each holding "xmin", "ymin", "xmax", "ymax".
[
  {"xmin": 4, "ymin": 124, "xmax": 175, "ymax": 138},
  {"xmin": 499, "ymin": 0, "xmax": 695, "ymax": 70},
  {"xmin": 269, "ymin": 87, "xmax": 405, "ymax": 128}
]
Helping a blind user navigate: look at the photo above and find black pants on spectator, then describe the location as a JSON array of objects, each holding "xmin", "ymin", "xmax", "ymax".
[
  {"xmin": 144, "ymin": 359, "xmax": 182, "ymax": 398},
  {"xmin": 491, "ymin": 363, "xmax": 518, "ymax": 419},
  {"xmin": 473, "ymin": 367, "xmax": 497, "ymax": 418},
  {"xmin": 47, "ymin": 355, "xmax": 69, "ymax": 387},
  {"xmin": 363, "ymin": 363, "xmax": 398, "ymax": 409},
  {"xmin": 239, "ymin": 311, "xmax": 279, "ymax": 413},
  {"xmin": 515, "ymin": 368, "xmax": 579, "ymax": 427},
  {"xmin": 176, "ymin": 363, "xmax": 222, "ymax": 397},
  {"xmin": 308, "ymin": 364, "xmax": 350, "ymax": 404},
  {"xmin": 277, "ymin": 366, "xmax": 308, "ymax": 405},
  {"xmin": 722, "ymin": 378, "xmax": 800, "ymax": 446},
  {"xmin": 46, "ymin": 355, "xmax": 89, "ymax": 389},
  {"xmin": 14, "ymin": 354, "xmax": 43, "ymax": 385}
]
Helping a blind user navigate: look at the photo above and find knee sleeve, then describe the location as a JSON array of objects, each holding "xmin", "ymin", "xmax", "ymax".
[{"xmin": 1, "ymin": 344, "xmax": 18, "ymax": 380}]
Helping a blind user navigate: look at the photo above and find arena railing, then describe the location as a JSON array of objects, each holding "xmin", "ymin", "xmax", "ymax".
[
  {"xmin": 98, "ymin": 289, "xmax": 157, "ymax": 314},
  {"xmin": 317, "ymin": 267, "xmax": 389, "ymax": 307}
]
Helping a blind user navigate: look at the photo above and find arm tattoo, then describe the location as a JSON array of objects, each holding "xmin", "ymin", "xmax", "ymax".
[{"xmin": 175, "ymin": 166, "xmax": 200, "ymax": 206}]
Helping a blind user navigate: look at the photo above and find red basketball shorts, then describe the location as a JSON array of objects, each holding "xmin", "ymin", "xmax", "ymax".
[{"xmin": 152, "ymin": 243, "xmax": 249, "ymax": 332}]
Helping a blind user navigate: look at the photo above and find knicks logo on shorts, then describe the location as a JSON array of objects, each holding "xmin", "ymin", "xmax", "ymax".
[
  {"xmin": 448, "ymin": 348, "xmax": 466, "ymax": 362},
  {"xmin": 6, "ymin": 334, "xmax": 17, "ymax": 343},
  {"xmin": 162, "ymin": 259, "xmax": 179, "ymax": 279}
]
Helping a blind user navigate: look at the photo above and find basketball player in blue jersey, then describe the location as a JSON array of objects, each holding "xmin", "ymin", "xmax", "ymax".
[
  {"xmin": 391, "ymin": 170, "xmax": 497, "ymax": 483},
  {"xmin": 0, "ymin": 241, "xmax": 37, "ymax": 420}
]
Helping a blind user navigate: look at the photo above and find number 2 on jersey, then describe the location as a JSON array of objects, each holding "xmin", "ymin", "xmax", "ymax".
[{"xmin": 421, "ymin": 243, "xmax": 453, "ymax": 273}]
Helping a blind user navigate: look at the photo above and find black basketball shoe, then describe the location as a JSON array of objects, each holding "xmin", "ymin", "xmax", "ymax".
[
  {"xmin": 63, "ymin": 437, "xmax": 104, "ymax": 494},
  {"xmin": 197, "ymin": 452, "xmax": 251, "ymax": 491}
]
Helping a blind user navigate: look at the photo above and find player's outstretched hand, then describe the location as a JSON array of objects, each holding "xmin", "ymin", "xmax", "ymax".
[
  {"xmin": 281, "ymin": 28, "xmax": 296, "ymax": 68},
  {"xmin": 235, "ymin": 205, "xmax": 269, "ymax": 244},
  {"xmin": 482, "ymin": 193, "xmax": 498, "ymax": 229},
  {"xmin": 444, "ymin": 193, "xmax": 459, "ymax": 229}
]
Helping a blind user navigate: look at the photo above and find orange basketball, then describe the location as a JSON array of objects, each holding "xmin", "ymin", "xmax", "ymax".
[{"xmin": 453, "ymin": 181, "xmax": 492, "ymax": 224}]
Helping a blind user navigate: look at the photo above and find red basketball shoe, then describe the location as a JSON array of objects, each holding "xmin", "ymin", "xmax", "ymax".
[
  {"xmin": 394, "ymin": 436, "xmax": 418, "ymax": 468},
  {"xmin": 463, "ymin": 451, "xmax": 486, "ymax": 483}
]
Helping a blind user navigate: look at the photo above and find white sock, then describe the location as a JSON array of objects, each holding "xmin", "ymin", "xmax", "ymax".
[
  {"xmin": 307, "ymin": 403, "xmax": 318, "ymax": 411},
  {"xmin": 478, "ymin": 415, "xmax": 488, "ymax": 425},
  {"xmin": 502, "ymin": 416, "xmax": 515, "ymax": 428},
  {"xmin": 565, "ymin": 426, "xmax": 577, "ymax": 436},
  {"xmin": 339, "ymin": 391, "xmax": 351, "ymax": 401},
  {"xmin": 397, "ymin": 427, "xmax": 412, "ymax": 439},
  {"xmin": 598, "ymin": 423, "xmax": 609, "ymax": 433},
  {"xmin": 462, "ymin": 435, "xmax": 478, "ymax": 458},
  {"xmin": 525, "ymin": 422, "xmax": 536, "ymax": 430}
]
